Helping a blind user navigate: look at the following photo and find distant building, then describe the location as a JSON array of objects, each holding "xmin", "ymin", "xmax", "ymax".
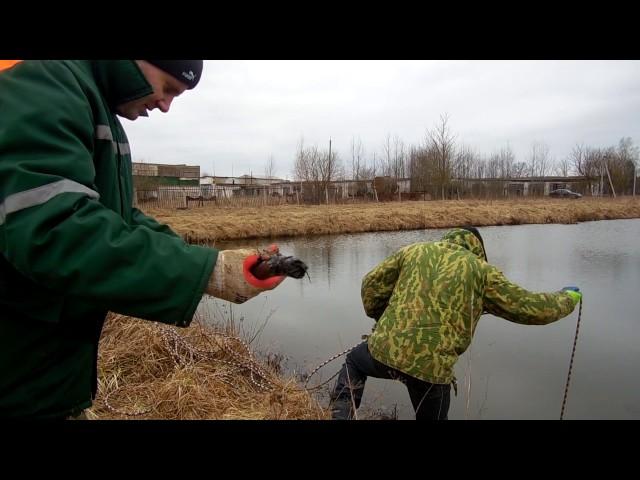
[
  {"xmin": 200, "ymin": 174, "xmax": 284, "ymax": 186},
  {"xmin": 452, "ymin": 176, "xmax": 589, "ymax": 197},
  {"xmin": 200, "ymin": 174, "xmax": 289, "ymax": 197},
  {"xmin": 132, "ymin": 162, "xmax": 200, "ymax": 187}
]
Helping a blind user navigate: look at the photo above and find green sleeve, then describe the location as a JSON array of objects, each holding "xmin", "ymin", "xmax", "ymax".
[
  {"xmin": 131, "ymin": 208, "xmax": 181, "ymax": 238},
  {"xmin": 361, "ymin": 249, "xmax": 404, "ymax": 320},
  {"xmin": 484, "ymin": 266, "xmax": 575, "ymax": 325}
]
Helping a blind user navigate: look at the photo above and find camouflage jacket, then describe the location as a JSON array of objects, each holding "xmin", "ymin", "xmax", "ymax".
[{"xmin": 363, "ymin": 228, "xmax": 576, "ymax": 385}]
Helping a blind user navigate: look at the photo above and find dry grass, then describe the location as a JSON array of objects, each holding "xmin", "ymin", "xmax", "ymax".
[
  {"xmin": 87, "ymin": 313, "xmax": 330, "ymax": 420},
  {"xmin": 146, "ymin": 197, "xmax": 640, "ymax": 243}
]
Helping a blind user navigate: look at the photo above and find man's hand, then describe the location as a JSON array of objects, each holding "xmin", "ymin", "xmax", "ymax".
[
  {"xmin": 206, "ymin": 248, "xmax": 286, "ymax": 304},
  {"xmin": 562, "ymin": 286, "xmax": 582, "ymax": 306}
]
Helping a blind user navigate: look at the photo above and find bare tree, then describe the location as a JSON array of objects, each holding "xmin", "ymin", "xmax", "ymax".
[
  {"xmin": 382, "ymin": 133, "xmax": 393, "ymax": 177},
  {"xmin": 453, "ymin": 144, "xmax": 479, "ymax": 198},
  {"xmin": 473, "ymin": 155, "xmax": 487, "ymax": 179},
  {"xmin": 570, "ymin": 144, "xmax": 586, "ymax": 176},
  {"xmin": 554, "ymin": 157, "xmax": 571, "ymax": 177},
  {"xmin": 484, "ymin": 149, "xmax": 510, "ymax": 197},
  {"xmin": 392, "ymin": 134, "xmax": 407, "ymax": 179},
  {"xmin": 454, "ymin": 144, "xmax": 477, "ymax": 180},
  {"xmin": 408, "ymin": 146, "xmax": 423, "ymax": 192},
  {"xmin": 571, "ymin": 143, "xmax": 601, "ymax": 193},
  {"xmin": 529, "ymin": 141, "xmax": 551, "ymax": 177},
  {"xmin": 409, "ymin": 141, "xmax": 436, "ymax": 196},
  {"xmin": 380, "ymin": 133, "xmax": 408, "ymax": 179},
  {"xmin": 511, "ymin": 161, "xmax": 528, "ymax": 178},
  {"xmin": 350, "ymin": 136, "xmax": 366, "ymax": 181},
  {"xmin": 608, "ymin": 137, "xmax": 638, "ymax": 195},
  {"xmin": 359, "ymin": 155, "xmax": 376, "ymax": 180},
  {"xmin": 332, "ymin": 151, "xmax": 346, "ymax": 181},
  {"xmin": 293, "ymin": 137, "xmax": 309, "ymax": 182},
  {"xmin": 292, "ymin": 137, "xmax": 342, "ymax": 204},
  {"xmin": 497, "ymin": 144, "xmax": 515, "ymax": 178},
  {"xmin": 486, "ymin": 152, "xmax": 501, "ymax": 179},
  {"xmin": 369, "ymin": 152, "xmax": 378, "ymax": 179},
  {"xmin": 264, "ymin": 154, "xmax": 276, "ymax": 179},
  {"xmin": 618, "ymin": 137, "xmax": 640, "ymax": 195},
  {"xmin": 319, "ymin": 140, "xmax": 342, "ymax": 200},
  {"xmin": 617, "ymin": 137, "xmax": 638, "ymax": 161},
  {"xmin": 428, "ymin": 113, "xmax": 457, "ymax": 199}
]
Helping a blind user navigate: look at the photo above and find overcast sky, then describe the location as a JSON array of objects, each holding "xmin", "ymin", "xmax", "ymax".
[{"xmin": 121, "ymin": 60, "xmax": 640, "ymax": 179}]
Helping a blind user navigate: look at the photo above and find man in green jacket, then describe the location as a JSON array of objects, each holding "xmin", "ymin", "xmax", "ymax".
[
  {"xmin": 329, "ymin": 227, "xmax": 582, "ymax": 420},
  {"xmin": 0, "ymin": 60, "xmax": 285, "ymax": 419}
]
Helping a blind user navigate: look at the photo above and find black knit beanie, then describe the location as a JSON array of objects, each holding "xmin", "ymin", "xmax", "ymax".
[{"xmin": 145, "ymin": 60, "xmax": 203, "ymax": 89}]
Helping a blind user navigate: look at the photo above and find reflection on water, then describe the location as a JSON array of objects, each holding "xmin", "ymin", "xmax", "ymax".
[{"xmin": 203, "ymin": 219, "xmax": 640, "ymax": 419}]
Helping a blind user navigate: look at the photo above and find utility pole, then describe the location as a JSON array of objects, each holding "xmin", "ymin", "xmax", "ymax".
[
  {"xmin": 603, "ymin": 155, "xmax": 616, "ymax": 198},
  {"xmin": 327, "ymin": 138, "xmax": 332, "ymax": 205}
]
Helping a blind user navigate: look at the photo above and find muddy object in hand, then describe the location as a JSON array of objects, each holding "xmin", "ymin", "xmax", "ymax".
[{"xmin": 251, "ymin": 254, "xmax": 308, "ymax": 280}]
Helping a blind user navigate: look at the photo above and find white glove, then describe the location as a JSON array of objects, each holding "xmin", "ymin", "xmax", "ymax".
[{"xmin": 205, "ymin": 248, "xmax": 285, "ymax": 304}]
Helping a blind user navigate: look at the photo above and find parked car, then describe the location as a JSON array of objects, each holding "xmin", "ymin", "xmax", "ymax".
[{"xmin": 549, "ymin": 188, "xmax": 582, "ymax": 199}]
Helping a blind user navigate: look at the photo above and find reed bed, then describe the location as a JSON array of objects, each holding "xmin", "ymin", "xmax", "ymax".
[
  {"xmin": 146, "ymin": 197, "xmax": 640, "ymax": 243},
  {"xmin": 87, "ymin": 313, "xmax": 330, "ymax": 420}
]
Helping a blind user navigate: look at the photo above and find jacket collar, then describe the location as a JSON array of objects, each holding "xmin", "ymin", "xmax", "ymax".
[{"xmin": 91, "ymin": 60, "xmax": 153, "ymax": 110}]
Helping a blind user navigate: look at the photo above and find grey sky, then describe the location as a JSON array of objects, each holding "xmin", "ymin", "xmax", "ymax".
[{"xmin": 121, "ymin": 60, "xmax": 640, "ymax": 179}]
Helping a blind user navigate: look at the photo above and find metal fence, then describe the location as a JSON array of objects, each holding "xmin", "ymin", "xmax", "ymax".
[
  {"xmin": 134, "ymin": 186, "xmax": 287, "ymax": 209},
  {"xmin": 133, "ymin": 185, "xmax": 383, "ymax": 209},
  {"xmin": 133, "ymin": 180, "xmax": 597, "ymax": 210}
]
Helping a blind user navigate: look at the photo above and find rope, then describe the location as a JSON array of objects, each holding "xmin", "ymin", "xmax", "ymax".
[
  {"xmin": 157, "ymin": 325, "xmax": 278, "ymax": 390},
  {"xmin": 560, "ymin": 298, "xmax": 583, "ymax": 420},
  {"xmin": 303, "ymin": 340, "xmax": 366, "ymax": 389}
]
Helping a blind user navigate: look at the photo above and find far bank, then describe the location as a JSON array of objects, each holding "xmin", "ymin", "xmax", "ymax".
[{"xmin": 146, "ymin": 197, "xmax": 640, "ymax": 244}]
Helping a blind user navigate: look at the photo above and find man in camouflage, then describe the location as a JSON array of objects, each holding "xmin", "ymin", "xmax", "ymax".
[{"xmin": 329, "ymin": 227, "xmax": 582, "ymax": 420}]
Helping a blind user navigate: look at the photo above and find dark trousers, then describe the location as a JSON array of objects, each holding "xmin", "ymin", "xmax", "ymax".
[{"xmin": 329, "ymin": 342, "xmax": 450, "ymax": 420}]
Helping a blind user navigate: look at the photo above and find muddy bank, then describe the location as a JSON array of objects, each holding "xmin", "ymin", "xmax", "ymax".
[{"xmin": 147, "ymin": 197, "xmax": 640, "ymax": 244}]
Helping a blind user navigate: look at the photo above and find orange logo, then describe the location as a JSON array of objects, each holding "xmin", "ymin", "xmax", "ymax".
[{"xmin": 0, "ymin": 60, "xmax": 22, "ymax": 72}]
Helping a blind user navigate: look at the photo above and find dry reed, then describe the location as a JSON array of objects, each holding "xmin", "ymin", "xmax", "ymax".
[
  {"xmin": 146, "ymin": 197, "xmax": 640, "ymax": 243},
  {"xmin": 87, "ymin": 313, "xmax": 330, "ymax": 420}
]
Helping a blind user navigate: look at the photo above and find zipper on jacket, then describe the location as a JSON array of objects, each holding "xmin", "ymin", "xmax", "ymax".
[{"xmin": 112, "ymin": 119, "xmax": 126, "ymax": 216}]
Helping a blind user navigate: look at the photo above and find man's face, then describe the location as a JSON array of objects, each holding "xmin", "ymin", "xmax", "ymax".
[{"xmin": 116, "ymin": 61, "xmax": 188, "ymax": 121}]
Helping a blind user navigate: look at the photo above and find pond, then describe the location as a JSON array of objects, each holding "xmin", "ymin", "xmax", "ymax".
[{"xmin": 204, "ymin": 219, "xmax": 640, "ymax": 419}]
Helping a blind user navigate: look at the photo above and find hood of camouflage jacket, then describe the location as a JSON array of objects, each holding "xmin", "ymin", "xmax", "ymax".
[{"xmin": 440, "ymin": 228, "xmax": 487, "ymax": 260}]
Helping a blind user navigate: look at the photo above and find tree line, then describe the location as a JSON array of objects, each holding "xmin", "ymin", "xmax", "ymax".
[{"xmin": 289, "ymin": 114, "xmax": 638, "ymax": 201}]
